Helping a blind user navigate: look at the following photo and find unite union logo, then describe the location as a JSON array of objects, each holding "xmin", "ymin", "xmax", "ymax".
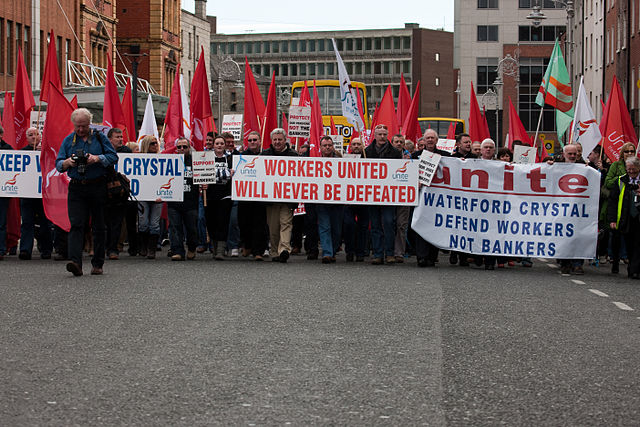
[
  {"xmin": 2, "ymin": 173, "xmax": 19, "ymax": 193},
  {"xmin": 157, "ymin": 178, "xmax": 174, "ymax": 197},
  {"xmin": 392, "ymin": 161, "xmax": 410, "ymax": 182},
  {"xmin": 240, "ymin": 157, "xmax": 257, "ymax": 176}
]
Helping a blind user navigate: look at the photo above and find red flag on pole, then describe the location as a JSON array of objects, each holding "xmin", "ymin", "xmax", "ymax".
[
  {"xmin": 468, "ymin": 83, "xmax": 489, "ymax": 143},
  {"xmin": 446, "ymin": 121, "xmax": 456, "ymax": 139},
  {"xmin": 13, "ymin": 47, "xmax": 35, "ymax": 149},
  {"xmin": 369, "ymin": 86, "xmax": 399, "ymax": 144},
  {"xmin": 507, "ymin": 97, "xmax": 531, "ymax": 148},
  {"xmin": 121, "ymin": 79, "xmax": 136, "ymax": 142},
  {"xmin": 162, "ymin": 64, "xmax": 183, "ymax": 153},
  {"xmin": 242, "ymin": 58, "xmax": 266, "ymax": 148},
  {"xmin": 396, "ymin": 73, "xmax": 411, "ymax": 128},
  {"xmin": 481, "ymin": 106, "xmax": 491, "ymax": 141},
  {"xmin": 261, "ymin": 71, "xmax": 278, "ymax": 150},
  {"xmin": 309, "ymin": 81, "xmax": 323, "ymax": 157},
  {"xmin": 190, "ymin": 48, "xmax": 213, "ymax": 151},
  {"xmin": 39, "ymin": 29, "xmax": 62, "ymax": 103},
  {"xmin": 70, "ymin": 95, "xmax": 78, "ymax": 109},
  {"xmin": 1, "ymin": 92, "xmax": 16, "ymax": 147},
  {"xmin": 282, "ymin": 112, "xmax": 288, "ymax": 135},
  {"xmin": 41, "ymin": 86, "xmax": 74, "ymax": 231},
  {"xmin": 600, "ymin": 76, "xmax": 637, "ymax": 161},
  {"xmin": 103, "ymin": 55, "xmax": 125, "ymax": 130},
  {"xmin": 402, "ymin": 81, "xmax": 421, "ymax": 142},
  {"xmin": 330, "ymin": 116, "xmax": 338, "ymax": 135}
]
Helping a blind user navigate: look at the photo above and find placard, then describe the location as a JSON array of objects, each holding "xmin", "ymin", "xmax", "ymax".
[
  {"xmin": 191, "ymin": 151, "xmax": 218, "ymax": 184},
  {"xmin": 288, "ymin": 106, "xmax": 312, "ymax": 137},
  {"xmin": 418, "ymin": 150, "xmax": 442, "ymax": 186},
  {"xmin": 514, "ymin": 145, "xmax": 536, "ymax": 164},
  {"xmin": 328, "ymin": 134, "xmax": 344, "ymax": 154},
  {"xmin": 0, "ymin": 152, "xmax": 42, "ymax": 198},
  {"xmin": 222, "ymin": 114, "xmax": 243, "ymax": 141},
  {"xmin": 30, "ymin": 111, "xmax": 46, "ymax": 133},
  {"xmin": 115, "ymin": 153, "xmax": 184, "ymax": 201},
  {"xmin": 436, "ymin": 138, "xmax": 456, "ymax": 154}
]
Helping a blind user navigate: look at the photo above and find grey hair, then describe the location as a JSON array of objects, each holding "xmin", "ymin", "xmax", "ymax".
[
  {"xmin": 563, "ymin": 143, "xmax": 579, "ymax": 154},
  {"xmin": 481, "ymin": 138, "xmax": 495, "ymax": 149},
  {"xmin": 71, "ymin": 108, "xmax": 93, "ymax": 123},
  {"xmin": 625, "ymin": 156, "xmax": 640, "ymax": 169},
  {"xmin": 270, "ymin": 127, "xmax": 286, "ymax": 139}
]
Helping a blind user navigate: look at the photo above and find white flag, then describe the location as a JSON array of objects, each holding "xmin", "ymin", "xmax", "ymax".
[
  {"xmin": 179, "ymin": 74, "xmax": 191, "ymax": 140},
  {"xmin": 332, "ymin": 38, "xmax": 364, "ymax": 131},
  {"xmin": 570, "ymin": 76, "xmax": 602, "ymax": 161},
  {"xmin": 137, "ymin": 94, "xmax": 159, "ymax": 143}
]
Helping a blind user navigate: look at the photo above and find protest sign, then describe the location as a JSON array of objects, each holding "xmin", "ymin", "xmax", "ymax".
[
  {"xmin": 288, "ymin": 106, "xmax": 311, "ymax": 137},
  {"xmin": 233, "ymin": 156, "xmax": 419, "ymax": 206},
  {"xmin": 191, "ymin": 151, "xmax": 218, "ymax": 184},
  {"xmin": 30, "ymin": 111, "xmax": 46, "ymax": 133},
  {"xmin": 116, "ymin": 153, "xmax": 184, "ymax": 201},
  {"xmin": 0, "ymin": 152, "xmax": 42, "ymax": 198},
  {"xmin": 411, "ymin": 157, "xmax": 599, "ymax": 259},
  {"xmin": 514, "ymin": 145, "xmax": 536, "ymax": 164},
  {"xmin": 328, "ymin": 135, "xmax": 344, "ymax": 154},
  {"xmin": 436, "ymin": 138, "xmax": 456, "ymax": 154},
  {"xmin": 418, "ymin": 150, "xmax": 442, "ymax": 186},
  {"xmin": 222, "ymin": 114, "xmax": 243, "ymax": 141}
]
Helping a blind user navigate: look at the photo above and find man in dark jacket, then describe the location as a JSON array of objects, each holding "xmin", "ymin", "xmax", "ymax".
[
  {"xmin": 168, "ymin": 138, "xmax": 200, "ymax": 260},
  {"xmin": 364, "ymin": 124, "xmax": 401, "ymax": 265},
  {"xmin": 261, "ymin": 128, "xmax": 298, "ymax": 263}
]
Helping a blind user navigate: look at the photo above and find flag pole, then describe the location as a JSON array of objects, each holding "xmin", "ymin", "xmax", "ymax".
[{"xmin": 533, "ymin": 105, "xmax": 544, "ymax": 156}]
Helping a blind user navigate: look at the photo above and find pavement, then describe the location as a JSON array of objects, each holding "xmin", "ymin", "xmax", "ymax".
[{"xmin": 0, "ymin": 252, "xmax": 639, "ymax": 425}]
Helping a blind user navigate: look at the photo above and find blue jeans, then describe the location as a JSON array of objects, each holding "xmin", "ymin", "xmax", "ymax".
[
  {"xmin": 197, "ymin": 196, "xmax": 208, "ymax": 248},
  {"xmin": 138, "ymin": 201, "xmax": 162, "ymax": 235},
  {"xmin": 168, "ymin": 204, "xmax": 199, "ymax": 256},
  {"xmin": 316, "ymin": 204, "xmax": 344, "ymax": 258},
  {"xmin": 20, "ymin": 198, "xmax": 53, "ymax": 256},
  {"xmin": 343, "ymin": 205, "xmax": 369, "ymax": 257},
  {"xmin": 0, "ymin": 197, "xmax": 8, "ymax": 253},
  {"xmin": 369, "ymin": 205, "xmax": 395, "ymax": 259},
  {"xmin": 226, "ymin": 201, "xmax": 240, "ymax": 250}
]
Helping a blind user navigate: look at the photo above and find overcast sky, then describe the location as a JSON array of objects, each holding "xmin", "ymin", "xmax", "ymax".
[{"xmin": 182, "ymin": 0, "xmax": 454, "ymax": 34}]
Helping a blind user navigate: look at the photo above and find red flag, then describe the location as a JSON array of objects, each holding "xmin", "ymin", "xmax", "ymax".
[
  {"xmin": 242, "ymin": 58, "xmax": 266, "ymax": 148},
  {"xmin": 402, "ymin": 81, "xmax": 421, "ymax": 142},
  {"xmin": 536, "ymin": 136, "xmax": 550, "ymax": 163},
  {"xmin": 41, "ymin": 86, "xmax": 74, "ymax": 231},
  {"xmin": 481, "ymin": 106, "xmax": 491, "ymax": 141},
  {"xmin": 330, "ymin": 116, "xmax": 338, "ymax": 135},
  {"xmin": 446, "ymin": 121, "xmax": 456, "ymax": 139},
  {"xmin": 309, "ymin": 82, "xmax": 323, "ymax": 157},
  {"xmin": 13, "ymin": 47, "xmax": 35, "ymax": 149},
  {"xmin": 6, "ymin": 199, "xmax": 20, "ymax": 251},
  {"xmin": 396, "ymin": 73, "xmax": 411, "ymax": 127},
  {"xmin": 39, "ymin": 29, "xmax": 62, "ymax": 103},
  {"xmin": 468, "ymin": 83, "xmax": 490, "ymax": 143},
  {"xmin": 162, "ymin": 64, "xmax": 183, "ymax": 153},
  {"xmin": 370, "ymin": 86, "xmax": 399, "ymax": 144},
  {"xmin": 103, "ymin": 55, "xmax": 125, "ymax": 131},
  {"xmin": 121, "ymin": 79, "xmax": 136, "ymax": 142},
  {"xmin": 1, "ymin": 92, "xmax": 16, "ymax": 147},
  {"xmin": 282, "ymin": 112, "xmax": 288, "ymax": 135},
  {"xmin": 600, "ymin": 76, "xmax": 637, "ymax": 161},
  {"xmin": 507, "ymin": 97, "xmax": 531, "ymax": 149},
  {"xmin": 70, "ymin": 95, "xmax": 78, "ymax": 109},
  {"xmin": 261, "ymin": 71, "xmax": 277, "ymax": 150},
  {"xmin": 190, "ymin": 48, "xmax": 213, "ymax": 151}
]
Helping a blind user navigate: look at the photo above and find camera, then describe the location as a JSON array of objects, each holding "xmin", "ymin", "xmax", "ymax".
[{"xmin": 72, "ymin": 149, "xmax": 89, "ymax": 175}]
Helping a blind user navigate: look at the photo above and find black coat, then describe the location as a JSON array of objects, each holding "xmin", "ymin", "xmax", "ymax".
[
  {"xmin": 608, "ymin": 173, "xmax": 639, "ymax": 233},
  {"xmin": 364, "ymin": 140, "xmax": 401, "ymax": 159}
]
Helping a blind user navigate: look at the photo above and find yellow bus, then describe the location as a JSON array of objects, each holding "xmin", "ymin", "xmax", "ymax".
[
  {"xmin": 290, "ymin": 80, "xmax": 369, "ymax": 146},
  {"xmin": 418, "ymin": 117, "xmax": 465, "ymax": 139}
]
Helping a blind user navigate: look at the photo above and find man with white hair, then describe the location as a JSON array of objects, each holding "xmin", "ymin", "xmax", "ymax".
[
  {"xmin": 480, "ymin": 138, "xmax": 496, "ymax": 160},
  {"xmin": 56, "ymin": 108, "xmax": 118, "ymax": 276}
]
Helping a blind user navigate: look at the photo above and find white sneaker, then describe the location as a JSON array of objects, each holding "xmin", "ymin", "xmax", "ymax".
[
  {"xmin": 230, "ymin": 248, "xmax": 239, "ymax": 257},
  {"xmin": 263, "ymin": 249, "xmax": 270, "ymax": 257}
]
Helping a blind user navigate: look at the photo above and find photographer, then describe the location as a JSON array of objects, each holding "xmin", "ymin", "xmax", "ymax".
[
  {"xmin": 608, "ymin": 156, "xmax": 640, "ymax": 279},
  {"xmin": 56, "ymin": 108, "xmax": 118, "ymax": 276}
]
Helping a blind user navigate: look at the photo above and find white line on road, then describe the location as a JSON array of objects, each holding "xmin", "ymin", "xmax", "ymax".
[
  {"xmin": 547, "ymin": 263, "xmax": 559, "ymax": 269},
  {"xmin": 571, "ymin": 279, "xmax": 586, "ymax": 285},
  {"xmin": 588, "ymin": 289, "xmax": 609, "ymax": 297},
  {"xmin": 613, "ymin": 302, "xmax": 634, "ymax": 311}
]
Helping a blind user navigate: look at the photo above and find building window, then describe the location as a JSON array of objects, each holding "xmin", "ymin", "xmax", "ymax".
[
  {"xmin": 355, "ymin": 62, "xmax": 362, "ymax": 75},
  {"xmin": 272, "ymin": 41, "xmax": 279, "ymax": 53},
  {"xmin": 375, "ymin": 38, "xmax": 382, "ymax": 50},
  {"xmin": 318, "ymin": 39, "xmax": 325, "ymax": 51},
  {"xmin": 519, "ymin": 0, "xmax": 563, "ymax": 7},
  {"xmin": 476, "ymin": 57, "xmax": 498, "ymax": 94},
  {"xmin": 519, "ymin": 57, "xmax": 554, "ymax": 132},
  {"xmin": 291, "ymin": 63, "xmax": 297, "ymax": 76},
  {"xmin": 365, "ymin": 38, "xmax": 372, "ymax": 50},
  {"xmin": 263, "ymin": 41, "xmax": 270, "ymax": 53},
  {"xmin": 435, "ymin": 52, "xmax": 440, "ymax": 62},
  {"xmin": 236, "ymin": 42, "xmax": 243, "ymax": 54},
  {"xmin": 7, "ymin": 20, "xmax": 13, "ymax": 75},
  {"xmin": 384, "ymin": 37, "xmax": 391, "ymax": 49},
  {"xmin": 518, "ymin": 25, "xmax": 565, "ymax": 42},
  {"xmin": 403, "ymin": 60, "xmax": 411, "ymax": 74},
  {"xmin": 290, "ymin": 40, "xmax": 297, "ymax": 52},
  {"xmin": 246, "ymin": 42, "xmax": 252, "ymax": 54},
  {"xmin": 0, "ymin": 19, "xmax": 4, "ymax": 74},
  {"xmin": 477, "ymin": 25, "xmax": 499, "ymax": 41},
  {"xmin": 393, "ymin": 37, "xmax": 401, "ymax": 49},
  {"xmin": 365, "ymin": 62, "xmax": 372, "ymax": 74},
  {"xmin": 374, "ymin": 62, "xmax": 382, "ymax": 74},
  {"xmin": 327, "ymin": 63, "xmax": 334, "ymax": 76},
  {"xmin": 300, "ymin": 63, "xmax": 306, "ymax": 76},
  {"xmin": 356, "ymin": 38, "xmax": 363, "ymax": 50},
  {"xmin": 300, "ymin": 40, "xmax": 307, "ymax": 52},
  {"xmin": 282, "ymin": 41, "xmax": 289, "ymax": 53},
  {"xmin": 309, "ymin": 40, "xmax": 315, "ymax": 51},
  {"xmin": 309, "ymin": 63, "xmax": 316, "ymax": 76},
  {"xmin": 384, "ymin": 62, "xmax": 391, "ymax": 74},
  {"xmin": 478, "ymin": 0, "xmax": 498, "ymax": 8},
  {"xmin": 435, "ymin": 100, "xmax": 441, "ymax": 110},
  {"xmin": 435, "ymin": 77, "xmax": 440, "ymax": 86},
  {"xmin": 347, "ymin": 38, "xmax": 353, "ymax": 50},
  {"xmin": 318, "ymin": 63, "xmax": 324, "ymax": 76},
  {"xmin": 403, "ymin": 36, "xmax": 411, "ymax": 49}
]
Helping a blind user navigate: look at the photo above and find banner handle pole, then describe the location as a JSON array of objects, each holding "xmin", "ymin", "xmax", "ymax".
[{"xmin": 533, "ymin": 105, "xmax": 544, "ymax": 158}]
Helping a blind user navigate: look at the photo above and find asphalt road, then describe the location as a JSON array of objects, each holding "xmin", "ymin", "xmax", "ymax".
[{"xmin": 1, "ymin": 253, "xmax": 639, "ymax": 425}]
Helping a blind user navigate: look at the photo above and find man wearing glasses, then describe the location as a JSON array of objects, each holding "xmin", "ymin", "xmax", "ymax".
[
  {"xmin": 168, "ymin": 138, "xmax": 200, "ymax": 261},
  {"xmin": 238, "ymin": 131, "xmax": 268, "ymax": 260},
  {"xmin": 56, "ymin": 108, "xmax": 118, "ymax": 276}
]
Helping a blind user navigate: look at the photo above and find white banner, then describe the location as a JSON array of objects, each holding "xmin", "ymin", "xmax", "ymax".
[
  {"xmin": 513, "ymin": 145, "xmax": 536, "ymax": 164},
  {"xmin": 115, "ymin": 153, "xmax": 185, "ymax": 202},
  {"xmin": 222, "ymin": 114, "xmax": 243, "ymax": 141},
  {"xmin": 0, "ymin": 152, "xmax": 42, "ymax": 198},
  {"xmin": 411, "ymin": 157, "xmax": 600, "ymax": 259},
  {"xmin": 233, "ymin": 155, "xmax": 419, "ymax": 206},
  {"xmin": 288, "ymin": 106, "xmax": 311, "ymax": 137}
]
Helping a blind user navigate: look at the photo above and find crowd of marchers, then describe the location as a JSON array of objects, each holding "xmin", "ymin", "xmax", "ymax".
[{"xmin": 0, "ymin": 108, "xmax": 639, "ymax": 280}]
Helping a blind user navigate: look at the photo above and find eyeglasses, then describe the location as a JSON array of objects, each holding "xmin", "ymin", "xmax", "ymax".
[
  {"xmin": 176, "ymin": 145, "xmax": 189, "ymax": 149},
  {"xmin": 623, "ymin": 150, "xmax": 635, "ymax": 154},
  {"xmin": 247, "ymin": 138, "xmax": 259, "ymax": 142}
]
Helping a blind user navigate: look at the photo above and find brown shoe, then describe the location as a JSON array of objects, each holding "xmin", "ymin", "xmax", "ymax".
[
  {"xmin": 395, "ymin": 256, "xmax": 404, "ymax": 263},
  {"xmin": 90, "ymin": 266, "xmax": 103, "ymax": 275},
  {"xmin": 242, "ymin": 248, "xmax": 251, "ymax": 257},
  {"xmin": 66, "ymin": 262, "xmax": 83, "ymax": 276},
  {"xmin": 322, "ymin": 256, "xmax": 332, "ymax": 264},
  {"xmin": 291, "ymin": 247, "xmax": 301, "ymax": 255},
  {"xmin": 254, "ymin": 254, "xmax": 263, "ymax": 261},
  {"xmin": 371, "ymin": 257, "xmax": 383, "ymax": 265},
  {"xmin": 108, "ymin": 253, "xmax": 119, "ymax": 260},
  {"xmin": 186, "ymin": 250, "xmax": 196, "ymax": 260},
  {"xmin": 385, "ymin": 256, "xmax": 396, "ymax": 264}
]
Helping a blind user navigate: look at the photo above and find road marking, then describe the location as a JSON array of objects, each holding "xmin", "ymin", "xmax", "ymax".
[
  {"xmin": 571, "ymin": 279, "xmax": 586, "ymax": 285},
  {"xmin": 588, "ymin": 289, "xmax": 609, "ymax": 297},
  {"xmin": 547, "ymin": 263, "xmax": 559, "ymax": 269},
  {"xmin": 613, "ymin": 302, "xmax": 634, "ymax": 311}
]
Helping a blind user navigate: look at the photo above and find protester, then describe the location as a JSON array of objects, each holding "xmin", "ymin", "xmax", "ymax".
[
  {"xmin": 168, "ymin": 138, "xmax": 199, "ymax": 261},
  {"xmin": 204, "ymin": 135, "xmax": 234, "ymax": 260},
  {"xmin": 471, "ymin": 141, "xmax": 482, "ymax": 156},
  {"xmin": 221, "ymin": 132, "xmax": 240, "ymax": 257},
  {"xmin": 137, "ymin": 135, "xmax": 163, "ymax": 259},
  {"xmin": 238, "ymin": 131, "xmax": 268, "ymax": 260},
  {"xmin": 608, "ymin": 156, "xmax": 640, "ymax": 279},
  {"xmin": 480, "ymin": 138, "xmax": 496, "ymax": 160},
  {"xmin": 452, "ymin": 133, "xmax": 476, "ymax": 159},
  {"xmin": 497, "ymin": 147, "xmax": 513, "ymax": 163},
  {"xmin": 55, "ymin": 108, "xmax": 118, "ymax": 276},
  {"xmin": 261, "ymin": 128, "xmax": 298, "ymax": 263},
  {"xmin": 365, "ymin": 124, "xmax": 401, "ymax": 265},
  {"xmin": 343, "ymin": 137, "xmax": 369, "ymax": 262},
  {"xmin": 559, "ymin": 144, "xmax": 585, "ymax": 274},
  {"xmin": 315, "ymin": 136, "xmax": 344, "ymax": 263},
  {"xmin": 392, "ymin": 134, "xmax": 410, "ymax": 262}
]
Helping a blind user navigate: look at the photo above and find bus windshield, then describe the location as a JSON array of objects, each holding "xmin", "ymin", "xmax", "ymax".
[{"xmin": 291, "ymin": 86, "xmax": 365, "ymax": 116}]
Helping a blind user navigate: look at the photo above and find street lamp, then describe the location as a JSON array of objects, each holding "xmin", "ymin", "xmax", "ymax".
[
  {"xmin": 213, "ymin": 55, "xmax": 243, "ymax": 130},
  {"xmin": 481, "ymin": 87, "xmax": 499, "ymax": 144}
]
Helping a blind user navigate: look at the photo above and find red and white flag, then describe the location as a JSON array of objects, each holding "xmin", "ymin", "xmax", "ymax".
[{"xmin": 570, "ymin": 76, "xmax": 602, "ymax": 161}]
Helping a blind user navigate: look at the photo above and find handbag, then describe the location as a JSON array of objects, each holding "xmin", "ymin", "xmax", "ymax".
[{"xmin": 106, "ymin": 165, "xmax": 131, "ymax": 203}]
